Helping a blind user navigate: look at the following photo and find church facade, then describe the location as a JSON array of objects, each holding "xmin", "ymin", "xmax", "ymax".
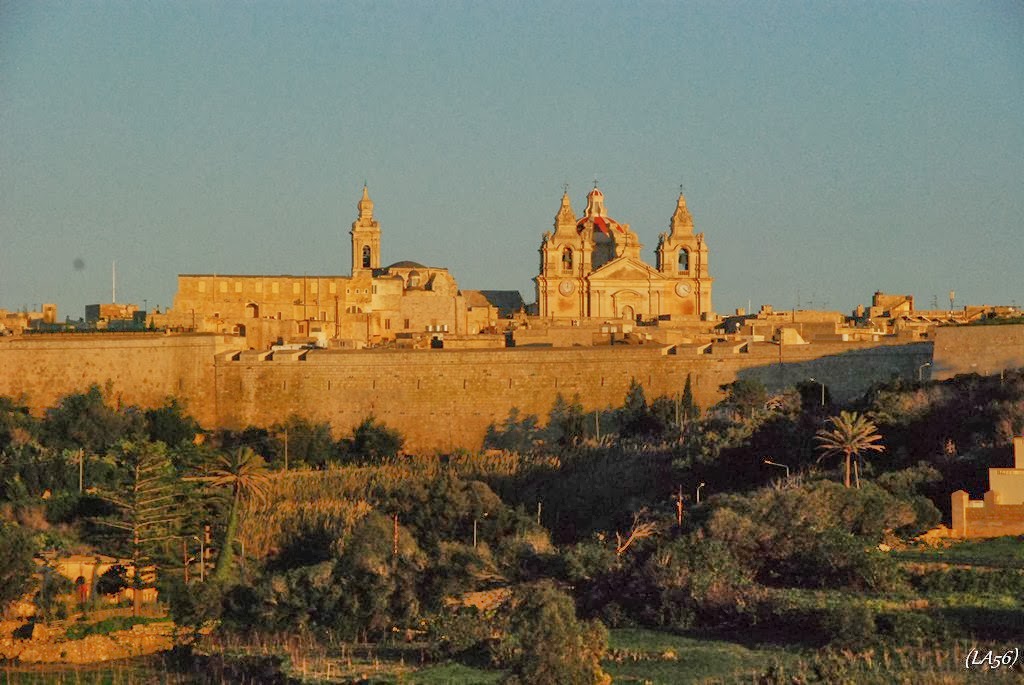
[{"xmin": 534, "ymin": 187, "xmax": 713, "ymax": 321}]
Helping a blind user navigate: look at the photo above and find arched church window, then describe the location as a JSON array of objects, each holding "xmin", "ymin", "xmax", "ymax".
[
  {"xmin": 678, "ymin": 249, "xmax": 689, "ymax": 272},
  {"xmin": 562, "ymin": 248, "xmax": 573, "ymax": 273},
  {"xmin": 362, "ymin": 245, "xmax": 371, "ymax": 268}
]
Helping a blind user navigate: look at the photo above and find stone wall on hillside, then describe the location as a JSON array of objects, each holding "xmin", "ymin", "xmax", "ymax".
[
  {"xmin": 213, "ymin": 340, "xmax": 931, "ymax": 451},
  {"xmin": 932, "ymin": 324, "xmax": 1024, "ymax": 380},
  {"xmin": 951, "ymin": 490, "xmax": 1024, "ymax": 539},
  {"xmin": 0, "ymin": 333, "xmax": 231, "ymax": 426},
  {"xmin": 0, "ymin": 333, "xmax": 931, "ymax": 452}
]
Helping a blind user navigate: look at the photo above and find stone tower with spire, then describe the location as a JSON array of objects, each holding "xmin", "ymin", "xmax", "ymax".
[
  {"xmin": 350, "ymin": 185, "xmax": 381, "ymax": 275},
  {"xmin": 656, "ymin": 191, "xmax": 712, "ymax": 316},
  {"xmin": 535, "ymin": 190, "xmax": 587, "ymax": 319}
]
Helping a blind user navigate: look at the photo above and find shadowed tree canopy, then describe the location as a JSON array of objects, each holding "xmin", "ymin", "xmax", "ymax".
[
  {"xmin": 342, "ymin": 416, "xmax": 404, "ymax": 461},
  {"xmin": 44, "ymin": 385, "xmax": 145, "ymax": 454},
  {"xmin": 0, "ymin": 521, "xmax": 36, "ymax": 613}
]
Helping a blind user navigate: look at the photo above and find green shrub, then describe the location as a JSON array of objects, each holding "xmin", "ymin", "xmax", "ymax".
[
  {"xmin": 425, "ymin": 606, "xmax": 499, "ymax": 661},
  {"xmin": 913, "ymin": 567, "xmax": 1024, "ymax": 594},
  {"xmin": 64, "ymin": 616, "xmax": 160, "ymax": 640},
  {"xmin": 821, "ymin": 602, "xmax": 877, "ymax": 648},
  {"xmin": 876, "ymin": 611, "xmax": 945, "ymax": 644},
  {"xmin": 43, "ymin": 491, "xmax": 80, "ymax": 524},
  {"xmin": 0, "ymin": 522, "xmax": 36, "ymax": 613},
  {"xmin": 500, "ymin": 580, "xmax": 610, "ymax": 685}
]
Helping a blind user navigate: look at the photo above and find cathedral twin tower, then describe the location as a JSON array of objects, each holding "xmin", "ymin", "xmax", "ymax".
[
  {"xmin": 349, "ymin": 183, "xmax": 713, "ymax": 323},
  {"xmin": 535, "ymin": 187, "xmax": 712, "ymax": 321}
]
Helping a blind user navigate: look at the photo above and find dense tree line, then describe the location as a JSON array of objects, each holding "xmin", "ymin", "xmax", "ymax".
[{"xmin": 1, "ymin": 367, "xmax": 1022, "ymax": 680}]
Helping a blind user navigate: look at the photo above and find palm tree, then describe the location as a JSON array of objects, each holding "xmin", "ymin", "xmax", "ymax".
[
  {"xmin": 197, "ymin": 447, "xmax": 271, "ymax": 581},
  {"xmin": 815, "ymin": 411, "xmax": 885, "ymax": 488}
]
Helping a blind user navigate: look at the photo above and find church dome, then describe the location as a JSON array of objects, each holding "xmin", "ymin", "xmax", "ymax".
[
  {"xmin": 576, "ymin": 186, "xmax": 625, "ymax": 236},
  {"xmin": 386, "ymin": 260, "xmax": 427, "ymax": 269}
]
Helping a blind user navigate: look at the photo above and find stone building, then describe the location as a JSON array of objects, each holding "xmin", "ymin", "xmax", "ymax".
[
  {"xmin": 535, "ymin": 187, "xmax": 712, "ymax": 322},
  {"xmin": 951, "ymin": 437, "xmax": 1024, "ymax": 538},
  {"xmin": 166, "ymin": 187, "xmax": 504, "ymax": 349},
  {"xmin": 0, "ymin": 304, "xmax": 57, "ymax": 335}
]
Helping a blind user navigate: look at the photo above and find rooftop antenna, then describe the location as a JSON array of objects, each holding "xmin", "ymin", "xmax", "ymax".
[
  {"xmin": 112, "ymin": 260, "xmax": 116, "ymax": 304},
  {"xmin": 948, "ymin": 290, "xmax": 955, "ymax": 311}
]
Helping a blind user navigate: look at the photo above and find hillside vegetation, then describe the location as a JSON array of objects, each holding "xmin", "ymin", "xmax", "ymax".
[{"xmin": 1, "ymin": 370, "xmax": 1023, "ymax": 682}]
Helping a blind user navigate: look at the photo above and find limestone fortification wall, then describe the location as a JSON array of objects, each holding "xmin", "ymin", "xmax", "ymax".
[
  {"xmin": 0, "ymin": 333, "xmax": 931, "ymax": 452},
  {"xmin": 932, "ymin": 323, "xmax": 1024, "ymax": 379},
  {"xmin": 212, "ymin": 340, "xmax": 931, "ymax": 451},
  {"xmin": 0, "ymin": 334, "xmax": 226, "ymax": 426}
]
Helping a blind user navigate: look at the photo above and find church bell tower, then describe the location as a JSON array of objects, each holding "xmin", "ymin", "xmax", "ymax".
[{"xmin": 350, "ymin": 185, "xmax": 381, "ymax": 275}]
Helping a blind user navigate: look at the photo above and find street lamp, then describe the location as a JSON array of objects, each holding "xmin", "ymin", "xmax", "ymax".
[
  {"xmin": 473, "ymin": 512, "xmax": 489, "ymax": 548},
  {"xmin": 808, "ymin": 377, "xmax": 825, "ymax": 406},
  {"xmin": 918, "ymin": 362, "xmax": 932, "ymax": 382},
  {"xmin": 192, "ymin": 535, "xmax": 205, "ymax": 582},
  {"xmin": 763, "ymin": 458, "xmax": 790, "ymax": 479},
  {"xmin": 696, "ymin": 482, "xmax": 706, "ymax": 504}
]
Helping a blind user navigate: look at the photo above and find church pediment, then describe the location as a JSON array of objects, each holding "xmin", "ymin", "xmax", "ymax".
[{"xmin": 588, "ymin": 257, "xmax": 663, "ymax": 282}]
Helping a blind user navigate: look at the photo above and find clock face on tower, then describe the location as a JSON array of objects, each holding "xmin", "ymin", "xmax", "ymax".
[
  {"xmin": 675, "ymin": 282, "xmax": 692, "ymax": 297},
  {"xmin": 558, "ymin": 280, "xmax": 575, "ymax": 296}
]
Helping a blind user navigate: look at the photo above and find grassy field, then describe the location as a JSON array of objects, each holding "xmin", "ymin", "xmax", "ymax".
[
  {"xmin": 603, "ymin": 629, "xmax": 797, "ymax": 684},
  {"xmin": 895, "ymin": 536, "xmax": 1024, "ymax": 568}
]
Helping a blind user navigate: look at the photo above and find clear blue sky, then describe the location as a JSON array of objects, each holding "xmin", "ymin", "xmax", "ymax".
[{"xmin": 2, "ymin": 1, "xmax": 1022, "ymax": 319}]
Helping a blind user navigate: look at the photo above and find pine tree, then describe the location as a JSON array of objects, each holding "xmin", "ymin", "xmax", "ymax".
[{"xmin": 98, "ymin": 441, "xmax": 180, "ymax": 615}]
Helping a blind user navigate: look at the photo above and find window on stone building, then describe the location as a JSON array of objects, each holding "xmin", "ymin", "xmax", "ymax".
[
  {"xmin": 329, "ymin": 282, "xmax": 336, "ymax": 294},
  {"xmin": 311, "ymin": 281, "xmax": 318, "ymax": 294},
  {"xmin": 235, "ymin": 282, "xmax": 242, "ymax": 293},
  {"xmin": 255, "ymin": 282, "xmax": 263, "ymax": 292},
  {"xmin": 219, "ymin": 281, "xmax": 227, "ymax": 293},
  {"xmin": 198, "ymin": 281, "xmax": 206, "ymax": 293},
  {"xmin": 293, "ymin": 282, "xmax": 301, "ymax": 295},
  {"xmin": 385, "ymin": 319, "xmax": 391, "ymax": 330},
  {"xmin": 362, "ymin": 245, "xmax": 372, "ymax": 268},
  {"xmin": 272, "ymin": 282, "xmax": 279, "ymax": 294},
  {"xmin": 562, "ymin": 248, "xmax": 573, "ymax": 272},
  {"xmin": 404, "ymin": 319, "xmax": 410, "ymax": 329},
  {"xmin": 678, "ymin": 249, "xmax": 689, "ymax": 272},
  {"xmin": 372, "ymin": 285, "xmax": 377, "ymax": 294}
]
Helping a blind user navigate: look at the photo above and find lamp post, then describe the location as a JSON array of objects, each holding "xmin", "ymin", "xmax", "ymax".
[
  {"xmin": 763, "ymin": 458, "xmax": 790, "ymax": 479},
  {"xmin": 192, "ymin": 535, "xmax": 204, "ymax": 582},
  {"xmin": 808, "ymin": 377, "xmax": 825, "ymax": 406},
  {"xmin": 696, "ymin": 482, "xmax": 706, "ymax": 504},
  {"xmin": 918, "ymin": 362, "xmax": 932, "ymax": 382},
  {"xmin": 473, "ymin": 512, "xmax": 489, "ymax": 548}
]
